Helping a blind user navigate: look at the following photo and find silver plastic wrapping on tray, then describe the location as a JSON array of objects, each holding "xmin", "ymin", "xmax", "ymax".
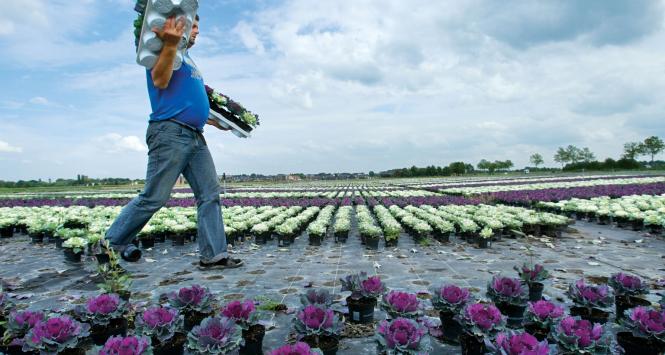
[
  {"xmin": 135, "ymin": 0, "xmax": 198, "ymax": 70},
  {"xmin": 208, "ymin": 110, "xmax": 251, "ymax": 138}
]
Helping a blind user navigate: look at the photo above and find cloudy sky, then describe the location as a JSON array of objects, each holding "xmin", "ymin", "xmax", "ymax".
[{"xmin": 1, "ymin": 0, "xmax": 664, "ymax": 181}]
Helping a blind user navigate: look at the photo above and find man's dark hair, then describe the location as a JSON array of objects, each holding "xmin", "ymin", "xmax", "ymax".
[{"xmin": 195, "ymin": 14, "xmax": 199, "ymax": 21}]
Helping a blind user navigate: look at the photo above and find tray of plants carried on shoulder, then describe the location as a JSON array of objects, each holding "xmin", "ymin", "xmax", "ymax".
[{"xmin": 205, "ymin": 85, "xmax": 259, "ymax": 138}]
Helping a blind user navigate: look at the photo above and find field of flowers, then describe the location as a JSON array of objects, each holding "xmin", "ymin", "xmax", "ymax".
[{"xmin": 0, "ymin": 174, "xmax": 664, "ymax": 354}]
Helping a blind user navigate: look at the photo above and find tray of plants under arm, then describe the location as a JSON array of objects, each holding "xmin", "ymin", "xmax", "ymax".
[
  {"xmin": 206, "ymin": 84, "xmax": 259, "ymax": 138},
  {"xmin": 208, "ymin": 107, "xmax": 252, "ymax": 138}
]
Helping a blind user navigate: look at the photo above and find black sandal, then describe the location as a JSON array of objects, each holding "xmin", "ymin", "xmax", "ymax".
[{"xmin": 198, "ymin": 258, "xmax": 244, "ymax": 270}]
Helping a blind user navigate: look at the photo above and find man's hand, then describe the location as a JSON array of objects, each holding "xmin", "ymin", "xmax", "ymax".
[
  {"xmin": 207, "ymin": 119, "xmax": 232, "ymax": 131},
  {"xmin": 152, "ymin": 16, "xmax": 186, "ymax": 47}
]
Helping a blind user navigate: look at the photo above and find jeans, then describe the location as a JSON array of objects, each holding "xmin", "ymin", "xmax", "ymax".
[{"xmin": 105, "ymin": 120, "xmax": 228, "ymax": 263}]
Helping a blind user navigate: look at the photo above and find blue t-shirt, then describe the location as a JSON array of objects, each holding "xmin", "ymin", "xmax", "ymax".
[{"xmin": 146, "ymin": 52, "xmax": 209, "ymax": 130}]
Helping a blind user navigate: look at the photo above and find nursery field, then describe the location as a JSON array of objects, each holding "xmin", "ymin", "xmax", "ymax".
[{"xmin": 0, "ymin": 174, "xmax": 664, "ymax": 354}]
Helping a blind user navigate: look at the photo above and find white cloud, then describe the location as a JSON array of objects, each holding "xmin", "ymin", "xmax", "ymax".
[
  {"xmin": 0, "ymin": 140, "xmax": 22, "ymax": 153},
  {"xmin": 29, "ymin": 96, "xmax": 50, "ymax": 105},
  {"xmin": 95, "ymin": 133, "xmax": 147, "ymax": 153}
]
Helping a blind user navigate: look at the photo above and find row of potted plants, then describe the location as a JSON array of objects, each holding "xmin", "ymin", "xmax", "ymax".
[
  {"xmin": 440, "ymin": 176, "xmax": 665, "ymax": 196},
  {"xmin": 356, "ymin": 205, "xmax": 383, "ymax": 249},
  {"xmin": 274, "ymin": 207, "xmax": 321, "ymax": 247},
  {"xmin": 537, "ymin": 194, "xmax": 665, "ymax": 233},
  {"xmin": 372, "ymin": 205, "xmax": 403, "ymax": 247},
  {"xmin": 306, "ymin": 205, "xmax": 337, "ymax": 246},
  {"xmin": 332, "ymin": 206, "xmax": 353, "ymax": 243}
]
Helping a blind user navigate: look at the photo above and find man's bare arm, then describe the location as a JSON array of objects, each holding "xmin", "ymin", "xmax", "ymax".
[{"xmin": 151, "ymin": 16, "xmax": 186, "ymax": 89}]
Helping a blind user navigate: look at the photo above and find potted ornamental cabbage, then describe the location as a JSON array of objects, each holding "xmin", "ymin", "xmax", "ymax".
[
  {"xmin": 523, "ymin": 300, "xmax": 564, "ymax": 341},
  {"xmin": 375, "ymin": 317, "xmax": 431, "ymax": 355},
  {"xmin": 166, "ymin": 285, "xmax": 216, "ymax": 331},
  {"xmin": 100, "ymin": 335, "xmax": 153, "ymax": 355},
  {"xmin": 187, "ymin": 316, "xmax": 243, "ymax": 355},
  {"xmin": 456, "ymin": 302, "xmax": 506, "ymax": 355},
  {"xmin": 1, "ymin": 310, "xmax": 44, "ymax": 354},
  {"xmin": 75, "ymin": 293, "xmax": 128, "ymax": 345},
  {"xmin": 551, "ymin": 316, "xmax": 612, "ymax": 354},
  {"xmin": 609, "ymin": 272, "xmax": 650, "ymax": 321},
  {"xmin": 514, "ymin": 263, "xmax": 549, "ymax": 302},
  {"xmin": 62, "ymin": 237, "xmax": 88, "ymax": 263},
  {"xmin": 340, "ymin": 272, "xmax": 386, "ymax": 324},
  {"xmin": 293, "ymin": 305, "xmax": 342, "ymax": 355},
  {"xmin": 485, "ymin": 331, "xmax": 552, "ymax": 355},
  {"xmin": 380, "ymin": 291, "xmax": 421, "ymax": 320},
  {"xmin": 269, "ymin": 342, "xmax": 323, "ymax": 355},
  {"xmin": 23, "ymin": 315, "xmax": 90, "ymax": 355},
  {"xmin": 301, "ymin": 289, "xmax": 333, "ymax": 308},
  {"xmin": 478, "ymin": 227, "xmax": 492, "ymax": 248},
  {"xmin": 618, "ymin": 306, "xmax": 665, "ymax": 355},
  {"xmin": 430, "ymin": 284, "xmax": 471, "ymax": 344},
  {"xmin": 486, "ymin": 276, "xmax": 528, "ymax": 328},
  {"xmin": 0, "ymin": 218, "xmax": 14, "ymax": 238},
  {"xmin": 221, "ymin": 300, "xmax": 264, "ymax": 355},
  {"xmin": 135, "ymin": 306, "xmax": 185, "ymax": 355},
  {"xmin": 567, "ymin": 279, "xmax": 614, "ymax": 324}
]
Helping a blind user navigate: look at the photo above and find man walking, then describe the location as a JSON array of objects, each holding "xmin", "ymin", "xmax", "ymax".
[{"xmin": 105, "ymin": 14, "xmax": 242, "ymax": 269}]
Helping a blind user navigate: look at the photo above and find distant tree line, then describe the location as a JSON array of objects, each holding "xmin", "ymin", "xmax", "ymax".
[
  {"xmin": 379, "ymin": 162, "xmax": 475, "ymax": 178},
  {"xmin": 0, "ymin": 177, "xmax": 136, "ymax": 188}
]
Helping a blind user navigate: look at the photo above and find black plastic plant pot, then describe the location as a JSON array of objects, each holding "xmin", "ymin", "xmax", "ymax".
[
  {"xmin": 360, "ymin": 234, "xmax": 367, "ymax": 245},
  {"xmin": 254, "ymin": 234, "xmax": 267, "ymax": 245},
  {"xmin": 58, "ymin": 348, "xmax": 85, "ymax": 355},
  {"xmin": 309, "ymin": 235, "xmax": 322, "ymax": 246},
  {"xmin": 140, "ymin": 236, "xmax": 155, "ymax": 249},
  {"xmin": 302, "ymin": 335, "xmax": 339, "ymax": 355},
  {"xmin": 0, "ymin": 227, "xmax": 13, "ymax": 238},
  {"xmin": 277, "ymin": 234, "xmax": 292, "ymax": 247},
  {"xmin": 154, "ymin": 234, "xmax": 166, "ymax": 243},
  {"xmin": 523, "ymin": 323, "xmax": 549, "ymax": 342},
  {"xmin": 95, "ymin": 253, "xmax": 111, "ymax": 264},
  {"xmin": 617, "ymin": 331, "xmax": 665, "ymax": 355},
  {"xmin": 477, "ymin": 238, "xmax": 489, "ymax": 249},
  {"xmin": 631, "ymin": 220, "xmax": 643, "ymax": 231},
  {"xmin": 153, "ymin": 333, "xmax": 186, "ymax": 355},
  {"xmin": 597, "ymin": 215, "xmax": 611, "ymax": 225},
  {"xmin": 528, "ymin": 282, "xmax": 544, "ymax": 302},
  {"xmin": 365, "ymin": 237, "xmax": 379, "ymax": 250},
  {"xmin": 172, "ymin": 235, "xmax": 185, "ymax": 246},
  {"xmin": 30, "ymin": 233, "xmax": 44, "ymax": 244},
  {"xmin": 184, "ymin": 311, "xmax": 210, "ymax": 332},
  {"xmin": 496, "ymin": 302, "xmax": 526, "ymax": 328},
  {"xmin": 347, "ymin": 296, "xmax": 376, "ymax": 324},
  {"xmin": 118, "ymin": 291, "xmax": 131, "ymax": 301},
  {"xmin": 0, "ymin": 343, "xmax": 27, "ymax": 355},
  {"xmin": 63, "ymin": 249, "xmax": 83, "ymax": 263},
  {"xmin": 240, "ymin": 324, "xmax": 265, "ymax": 355},
  {"xmin": 55, "ymin": 238, "xmax": 64, "ymax": 249},
  {"xmin": 385, "ymin": 238, "xmax": 398, "ymax": 247},
  {"xmin": 570, "ymin": 306, "xmax": 609, "ymax": 324},
  {"xmin": 439, "ymin": 310, "xmax": 463, "ymax": 344},
  {"xmin": 615, "ymin": 295, "xmax": 651, "ymax": 321},
  {"xmin": 460, "ymin": 333, "xmax": 486, "ymax": 355},
  {"xmin": 91, "ymin": 318, "xmax": 128, "ymax": 346}
]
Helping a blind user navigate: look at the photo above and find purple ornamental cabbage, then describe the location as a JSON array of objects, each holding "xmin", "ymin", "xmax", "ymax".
[
  {"xmin": 269, "ymin": 342, "xmax": 323, "ymax": 355},
  {"xmin": 489, "ymin": 331, "xmax": 551, "ymax": 355},
  {"xmin": 376, "ymin": 317, "xmax": 431, "ymax": 354},
  {"xmin": 167, "ymin": 285, "xmax": 214, "ymax": 314},
  {"xmin": 514, "ymin": 264, "xmax": 549, "ymax": 284},
  {"xmin": 487, "ymin": 276, "xmax": 528, "ymax": 306},
  {"xmin": 186, "ymin": 316, "xmax": 242, "ymax": 355},
  {"xmin": 567, "ymin": 279, "xmax": 614, "ymax": 309},
  {"xmin": 135, "ymin": 306, "xmax": 182, "ymax": 344},
  {"xmin": 221, "ymin": 300, "xmax": 258, "ymax": 329},
  {"xmin": 524, "ymin": 301, "xmax": 564, "ymax": 328},
  {"xmin": 430, "ymin": 284, "xmax": 471, "ymax": 313},
  {"xmin": 457, "ymin": 302, "xmax": 506, "ymax": 338},
  {"xmin": 76, "ymin": 293, "xmax": 127, "ymax": 326},
  {"xmin": 293, "ymin": 305, "xmax": 341, "ymax": 336},
  {"xmin": 381, "ymin": 291, "xmax": 421, "ymax": 319},
  {"xmin": 4, "ymin": 310, "xmax": 45, "ymax": 346},
  {"xmin": 100, "ymin": 335, "xmax": 153, "ymax": 355},
  {"xmin": 552, "ymin": 316, "xmax": 611, "ymax": 353},
  {"xmin": 624, "ymin": 306, "xmax": 665, "ymax": 342},
  {"xmin": 609, "ymin": 273, "xmax": 649, "ymax": 296},
  {"xmin": 340, "ymin": 272, "xmax": 386, "ymax": 300},
  {"xmin": 300, "ymin": 289, "xmax": 333, "ymax": 308},
  {"xmin": 23, "ymin": 315, "xmax": 90, "ymax": 354}
]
